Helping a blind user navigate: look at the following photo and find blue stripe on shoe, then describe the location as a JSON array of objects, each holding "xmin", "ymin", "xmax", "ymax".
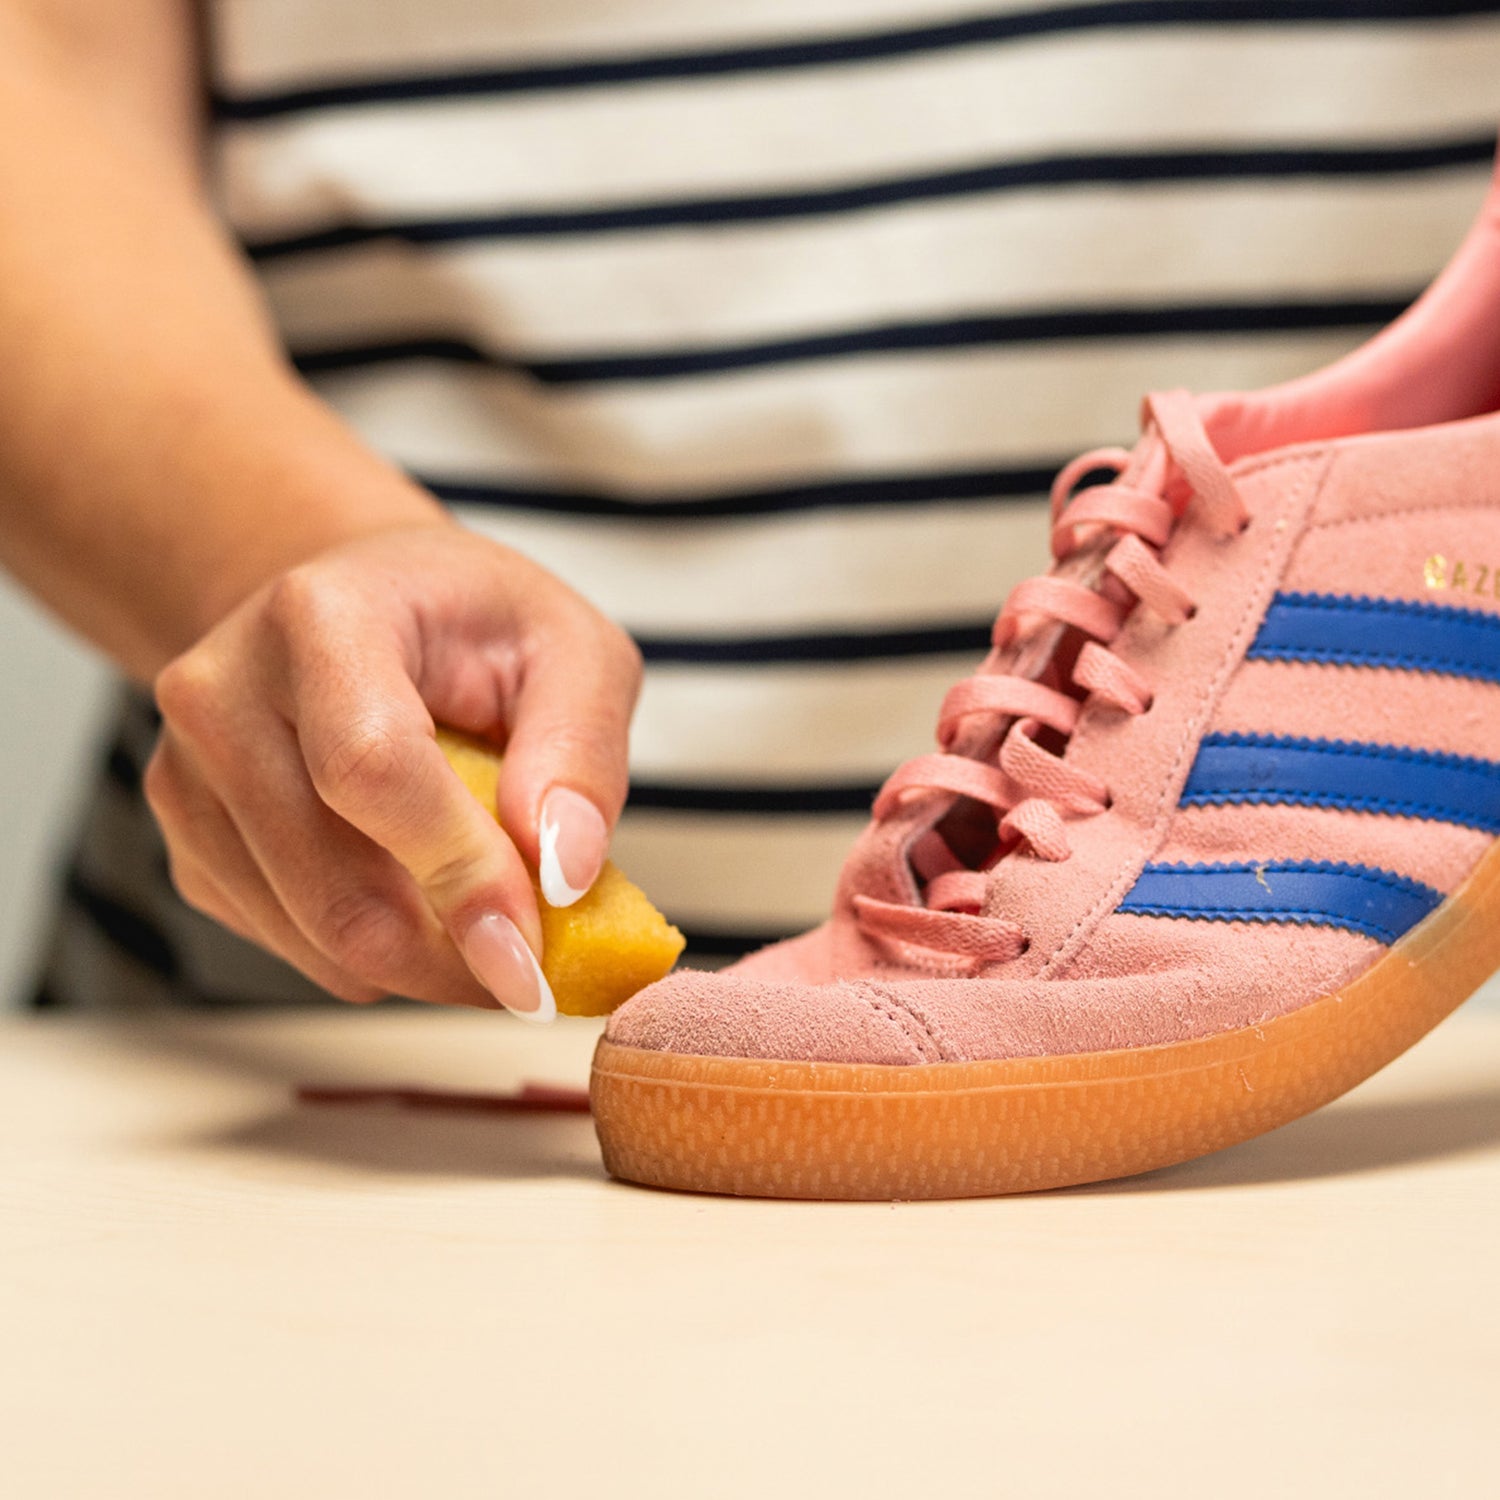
[
  {"xmin": 1181, "ymin": 734, "xmax": 1500, "ymax": 831},
  {"xmin": 1248, "ymin": 593, "xmax": 1500, "ymax": 683},
  {"xmin": 1118, "ymin": 861, "xmax": 1442, "ymax": 944}
]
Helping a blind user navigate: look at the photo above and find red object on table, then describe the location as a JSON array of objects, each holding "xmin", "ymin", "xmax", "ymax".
[{"xmin": 295, "ymin": 1081, "xmax": 592, "ymax": 1114}]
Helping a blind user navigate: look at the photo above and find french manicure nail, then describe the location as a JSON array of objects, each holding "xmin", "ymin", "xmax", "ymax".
[
  {"xmin": 462, "ymin": 913, "xmax": 556, "ymax": 1023},
  {"xmin": 538, "ymin": 786, "xmax": 608, "ymax": 908}
]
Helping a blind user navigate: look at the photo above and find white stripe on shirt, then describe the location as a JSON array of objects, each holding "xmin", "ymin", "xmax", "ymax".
[
  {"xmin": 313, "ymin": 333, "xmax": 1390, "ymax": 488},
  {"xmin": 216, "ymin": 27, "xmax": 1500, "ymax": 235},
  {"xmin": 254, "ymin": 173, "xmax": 1490, "ymax": 355}
]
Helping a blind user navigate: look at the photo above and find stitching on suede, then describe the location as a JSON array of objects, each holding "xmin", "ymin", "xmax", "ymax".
[
  {"xmin": 1268, "ymin": 594, "xmax": 1500, "ymax": 630},
  {"xmin": 1139, "ymin": 858, "xmax": 1439, "ymax": 897},
  {"xmin": 1251, "ymin": 646, "xmax": 1500, "ymax": 675},
  {"xmin": 1123, "ymin": 862, "xmax": 1440, "ymax": 944},
  {"xmin": 1184, "ymin": 735, "xmax": 1500, "ymax": 827},
  {"xmin": 857, "ymin": 982, "xmax": 943, "ymax": 1062},
  {"xmin": 881, "ymin": 986, "xmax": 957, "ymax": 1061},
  {"xmin": 1307, "ymin": 499, "xmax": 1500, "ymax": 532},
  {"xmin": 1227, "ymin": 446, "xmax": 1337, "ymax": 484},
  {"xmin": 1184, "ymin": 790, "xmax": 1496, "ymax": 825},
  {"xmin": 1042, "ymin": 447, "xmax": 1337, "ymax": 979},
  {"xmin": 1120, "ymin": 904, "xmax": 1403, "ymax": 943},
  {"xmin": 1248, "ymin": 594, "xmax": 1500, "ymax": 677},
  {"xmin": 1199, "ymin": 732, "xmax": 1500, "ymax": 768}
]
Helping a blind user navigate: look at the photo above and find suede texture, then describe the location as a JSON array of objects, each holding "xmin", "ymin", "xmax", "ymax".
[
  {"xmin": 613, "ymin": 969, "xmax": 943, "ymax": 1065},
  {"xmin": 607, "ymin": 170, "xmax": 1500, "ymax": 1069},
  {"xmin": 1213, "ymin": 661, "xmax": 1500, "ymax": 764},
  {"xmin": 609, "ymin": 920, "xmax": 1378, "ymax": 1063},
  {"xmin": 1284, "ymin": 512, "xmax": 1500, "ymax": 608},
  {"xmin": 1154, "ymin": 804, "xmax": 1489, "ymax": 898}
]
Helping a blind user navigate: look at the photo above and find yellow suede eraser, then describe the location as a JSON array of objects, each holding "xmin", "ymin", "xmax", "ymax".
[{"xmin": 436, "ymin": 728, "xmax": 685, "ymax": 1016}]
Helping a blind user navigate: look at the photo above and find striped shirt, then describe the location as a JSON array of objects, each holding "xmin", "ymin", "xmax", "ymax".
[{"xmin": 39, "ymin": 0, "xmax": 1500, "ymax": 1005}]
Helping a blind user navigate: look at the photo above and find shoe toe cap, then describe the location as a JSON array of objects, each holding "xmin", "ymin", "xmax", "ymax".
[{"xmin": 605, "ymin": 970, "xmax": 941, "ymax": 1065}]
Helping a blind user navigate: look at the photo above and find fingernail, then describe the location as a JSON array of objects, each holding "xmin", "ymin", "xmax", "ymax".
[
  {"xmin": 462, "ymin": 913, "xmax": 556, "ymax": 1023},
  {"xmin": 538, "ymin": 786, "xmax": 608, "ymax": 908}
]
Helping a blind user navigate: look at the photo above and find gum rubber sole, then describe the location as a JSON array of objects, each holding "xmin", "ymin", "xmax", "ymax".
[{"xmin": 590, "ymin": 840, "xmax": 1500, "ymax": 1200}]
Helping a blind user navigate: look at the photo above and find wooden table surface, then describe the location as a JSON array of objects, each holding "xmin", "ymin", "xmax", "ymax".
[{"xmin": 3, "ymin": 1001, "xmax": 1498, "ymax": 1499}]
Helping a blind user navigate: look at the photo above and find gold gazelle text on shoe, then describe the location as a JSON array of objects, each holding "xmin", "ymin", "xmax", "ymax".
[{"xmin": 1424, "ymin": 553, "xmax": 1500, "ymax": 598}]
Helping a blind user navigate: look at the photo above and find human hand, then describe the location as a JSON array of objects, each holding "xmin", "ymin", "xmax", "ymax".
[{"xmin": 143, "ymin": 521, "xmax": 642, "ymax": 1017}]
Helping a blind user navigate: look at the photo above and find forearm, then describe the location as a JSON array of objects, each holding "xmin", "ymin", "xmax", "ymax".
[{"xmin": 0, "ymin": 2, "xmax": 444, "ymax": 681}]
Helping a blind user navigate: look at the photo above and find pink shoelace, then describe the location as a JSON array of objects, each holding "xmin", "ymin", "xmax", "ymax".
[{"xmin": 854, "ymin": 391, "xmax": 1250, "ymax": 976}]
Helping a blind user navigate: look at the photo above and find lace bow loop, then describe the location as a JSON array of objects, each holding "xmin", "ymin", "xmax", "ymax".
[{"xmin": 1144, "ymin": 390, "xmax": 1249, "ymax": 537}]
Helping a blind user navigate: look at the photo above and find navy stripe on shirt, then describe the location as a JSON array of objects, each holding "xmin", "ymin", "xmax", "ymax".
[
  {"xmin": 629, "ymin": 781, "xmax": 879, "ymax": 813},
  {"xmin": 64, "ymin": 869, "xmax": 180, "ymax": 981},
  {"xmin": 292, "ymin": 294, "xmax": 1415, "ymax": 387},
  {"xmin": 245, "ymin": 135, "xmax": 1498, "ymax": 260},
  {"xmin": 636, "ymin": 622, "xmax": 992, "ymax": 665},
  {"xmin": 214, "ymin": 1, "xmax": 1500, "ymax": 120},
  {"xmin": 425, "ymin": 463, "xmax": 1057, "ymax": 520}
]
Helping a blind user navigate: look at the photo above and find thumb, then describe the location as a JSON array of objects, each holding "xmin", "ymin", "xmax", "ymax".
[{"xmin": 496, "ymin": 614, "xmax": 642, "ymax": 907}]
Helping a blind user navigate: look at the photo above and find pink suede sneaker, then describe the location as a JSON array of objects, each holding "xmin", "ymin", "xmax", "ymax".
[{"xmin": 592, "ymin": 161, "xmax": 1500, "ymax": 1200}]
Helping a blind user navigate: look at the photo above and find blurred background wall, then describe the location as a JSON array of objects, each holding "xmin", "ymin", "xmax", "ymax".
[{"xmin": 0, "ymin": 576, "xmax": 110, "ymax": 1005}]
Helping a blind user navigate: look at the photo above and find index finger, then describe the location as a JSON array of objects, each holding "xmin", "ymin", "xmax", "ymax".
[{"xmin": 287, "ymin": 632, "xmax": 551, "ymax": 1018}]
